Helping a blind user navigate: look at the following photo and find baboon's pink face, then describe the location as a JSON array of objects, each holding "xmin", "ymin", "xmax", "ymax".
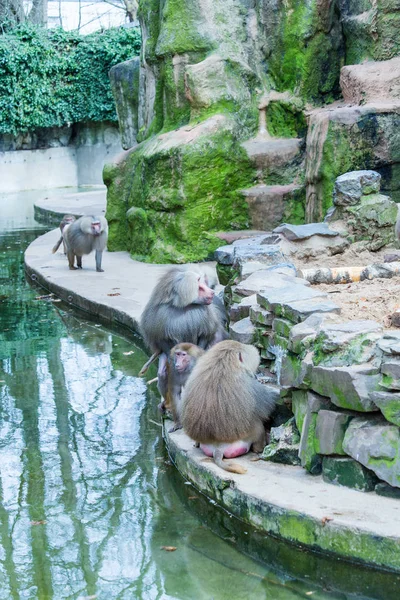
[
  {"xmin": 197, "ymin": 278, "xmax": 214, "ymax": 305},
  {"xmin": 91, "ymin": 221, "xmax": 102, "ymax": 236},
  {"xmin": 174, "ymin": 350, "xmax": 191, "ymax": 373}
]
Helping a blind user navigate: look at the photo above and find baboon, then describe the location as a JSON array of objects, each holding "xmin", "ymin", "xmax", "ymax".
[
  {"xmin": 63, "ymin": 215, "xmax": 108, "ymax": 272},
  {"xmin": 181, "ymin": 340, "xmax": 276, "ymax": 475},
  {"xmin": 52, "ymin": 214, "xmax": 76, "ymax": 254},
  {"xmin": 187, "ymin": 264, "xmax": 219, "ymax": 289},
  {"xmin": 140, "ymin": 267, "xmax": 228, "ymax": 385},
  {"xmin": 163, "ymin": 343, "xmax": 205, "ymax": 432}
]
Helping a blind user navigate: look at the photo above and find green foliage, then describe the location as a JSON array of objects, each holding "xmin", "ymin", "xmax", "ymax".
[{"xmin": 0, "ymin": 24, "xmax": 141, "ymax": 134}]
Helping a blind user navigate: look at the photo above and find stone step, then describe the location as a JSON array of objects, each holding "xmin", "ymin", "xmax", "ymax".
[
  {"xmin": 241, "ymin": 137, "xmax": 302, "ymax": 171},
  {"xmin": 340, "ymin": 56, "xmax": 400, "ymax": 105},
  {"xmin": 241, "ymin": 183, "xmax": 304, "ymax": 230}
]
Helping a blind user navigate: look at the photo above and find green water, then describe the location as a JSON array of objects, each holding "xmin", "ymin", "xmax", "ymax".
[{"xmin": 0, "ymin": 190, "xmax": 399, "ymax": 600}]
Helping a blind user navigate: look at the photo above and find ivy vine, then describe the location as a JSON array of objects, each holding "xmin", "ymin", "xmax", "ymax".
[{"xmin": 0, "ymin": 24, "xmax": 141, "ymax": 134}]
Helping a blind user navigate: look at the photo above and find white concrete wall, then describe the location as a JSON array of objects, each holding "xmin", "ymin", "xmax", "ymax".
[{"xmin": 0, "ymin": 124, "xmax": 122, "ymax": 193}]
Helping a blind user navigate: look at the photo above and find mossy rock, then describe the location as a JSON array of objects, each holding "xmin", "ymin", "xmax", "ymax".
[{"xmin": 105, "ymin": 115, "xmax": 257, "ymax": 263}]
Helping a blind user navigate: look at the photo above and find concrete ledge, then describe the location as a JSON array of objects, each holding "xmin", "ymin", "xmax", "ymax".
[
  {"xmin": 25, "ymin": 228, "xmax": 400, "ymax": 573},
  {"xmin": 165, "ymin": 422, "xmax": 400, "ymax": 572},
  {"xmin": 34, "ymin": 188, "xmax": 107, "ymax": 226}
]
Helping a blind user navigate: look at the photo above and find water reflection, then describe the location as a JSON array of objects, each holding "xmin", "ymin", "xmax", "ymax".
[{"xmin": 0, "ymin": 191, "xmax": 399, "ymax": 600}]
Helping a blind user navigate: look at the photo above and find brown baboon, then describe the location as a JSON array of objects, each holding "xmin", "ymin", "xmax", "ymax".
[
  {"xmin": 163, "ymin": 343, "xmax": 205, "ymax": 432},
  {"xmin": 140, "ymin": 267, "xmax": 228, "ymax": 387},
  {"xmin": 52, "ymin": 214, "xmax": 76, "ymax": 255},
  {"xmin": 63, "ymin": 215, "xmax": 108, "ymax": 272},
  {"xmin": 181, "ymin": 340, "xmax": 276, "ymax": 475}
]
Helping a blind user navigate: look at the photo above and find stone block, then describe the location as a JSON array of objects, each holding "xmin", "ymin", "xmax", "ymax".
[
  {"xmin": 343, "ymin": 193, "xmax": 398, "ymax": 250},
  {"xmin": 378, "ymin": 332, "xmax": 400, "ymax": 355},
  {"xmin": 233, "ymin": 244, "xmax": 284, "ymax": 269},
  {"xmin": 317, "ymin": 320, "xmax": 382, "ymax": 353},
  {"xmin": 370, "ymin": 390, "xmax": 400, "ymax": 426},
  {"xmin": 253, "ymin": 326, "xmax": 272, "ymax": 351},
  {"xmin": 315, "ymin": 410, "xmax": 354, "ymax": 455},
  {"xmin": 375, "ymin": 482, "xmax": 400, "ymax": 499},
  {"xmin": 249, "ymin": 305, "xmax": 273, "ymax": 327},
  {"xmin": 280, "ymin": 352, "xmax": 313, "ymax": 389},
  {"xmin": 232, "ymin": 234, "xmax": 280, "ymax": 246},
  {"xmin": 215, "ymin": 244, "xmax": 235, "ymax": 265},
  {"xmin": 238, "ymin": 261, "xmax": 270, "ymax": 279},
  {"xmin": 292, "ymin": 390, "xmax": 308, "ymax": 434},
  {"xmin": 229, "ymin": 294, "xmax": 258, "ymax": 322},
  {"xmin": 262, "ymin": 418, "xmax": 301, "ymax": 465},
  {"xmin": 235, "ymin": 269, "xmax": 306, "ymax": 298},
  {"xmin": 278, "ymin": 298, "xmax": 341, "ymax": 323},
  {"xmin": 334, "ymin": 170, "xmax": 381, "ymax": 206},
  {"xmin": 322, "ymin": 457, "xmax": 377, "ymax": 491},
  {"xmin": 257, "ymin": 285, "xmax": 328, "ymax": 314},
  {"xmin": 288, "ymin": 313, "xmax": 332, "ymax": 354},
  {"xmin": 229, "ymin": 317, "xmax": 256, "ymax": 344},
  {"xmin": 310, "ymin": 363, "xmax": 380, "ymax": 412},
  {"xmin": 272, "ymin": 317, "xmax": 293, "ymax": 339},
  {"xmin": 298, "ymin": 391, "xmax": 332, "ymax": 474},
  {"xmin": 273, "ymin": 222, "xmax": 339, "ymax": 241},
  {"xmin": 380, "ymin": 359, "xmax": 400, "ymax": 390},
  {"xmin": 343, "ymin": 417, "xmax": 400, "ymax": 488},
  {"xmin": 340, "ymin": 57, "xmax": 400, "ymax": 105}
]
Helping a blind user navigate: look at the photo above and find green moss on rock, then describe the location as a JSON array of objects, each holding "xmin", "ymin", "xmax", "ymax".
[
  {"xmin": 105, "ymin": 118, "xmax": 257, "ymax": 262},
  {"xmin": 268, "ymin": 0, "xmax": 344, "ymax": 103},
  {"xmin": 322, "ymin": 457, "xmax": 377, "ymax": 491}
]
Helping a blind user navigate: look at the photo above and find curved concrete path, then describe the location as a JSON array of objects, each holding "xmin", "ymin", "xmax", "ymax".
[
  {"xmin": 34, "ymin": 187, "xmax": 107, "ymax": 226},
  {"xmin": 25, "ymin": 228, "xmax": 169, "ymax": 333},
  {"xmin": 25, "ymin": 227, "xmax": 400, "ymax": 573}
]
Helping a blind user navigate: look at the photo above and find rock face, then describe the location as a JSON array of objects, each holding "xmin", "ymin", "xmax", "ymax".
[
  {"xmin": 109, "ymin": 58, "xmax": 140, "ymax": 150},
  {"xmin": 104, "ymin": 0, "xmax": 400, "ymax": 261}
]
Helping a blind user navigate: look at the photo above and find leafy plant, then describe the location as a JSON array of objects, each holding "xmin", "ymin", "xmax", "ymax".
[{"xmin": 0, "ymin": 24, "xmax": 141, "ymax": 134}]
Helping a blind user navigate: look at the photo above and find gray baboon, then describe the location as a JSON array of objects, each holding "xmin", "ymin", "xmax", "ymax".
[
  {"xmin": 52, "ymin": 214, "xmax": 76, "ymax": 255},
  {"xmin": 63, "ymin": 215, "xmax": 108, "ymax": 272},
  {"xmin": 140, "ymin": 267, "xmax": 228, "ymax": 387}
]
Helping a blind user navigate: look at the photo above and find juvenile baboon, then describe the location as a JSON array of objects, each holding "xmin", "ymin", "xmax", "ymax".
[
  {"xmin": 140, "ymin": 267, "xmax": 228, "ymax": 386},
  {"xmin": 63, "ymin": 215, "xmax": 108, "ymax": 272},
  {"xmin": 181, "ymin": 340, "xmax": 276, "ymax": 475},
  {"xmin": 52, "ymin": 214, "xmax": 76, "ymax": 254},
  {"xmin": 163, "ymin": 343, "xmax": 205, "ymax": 432}
]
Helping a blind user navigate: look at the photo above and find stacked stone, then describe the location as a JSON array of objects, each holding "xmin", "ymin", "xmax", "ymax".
[
  {"xmin": 328, "ymin": 170, "xmax": 398, "ymax": 250},
  {"xmin": 215, "ymin": 207, "xmax": 400, "ymax": 495}
]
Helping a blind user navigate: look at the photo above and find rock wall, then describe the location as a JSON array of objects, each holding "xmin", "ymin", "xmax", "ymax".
[
  {"xmin": 105, "ymin": 0, "xmax": 400, "ymax": 262},
  {"xmin": 216, "ymin": 171, "xmax": 400, "ymax": 496}
]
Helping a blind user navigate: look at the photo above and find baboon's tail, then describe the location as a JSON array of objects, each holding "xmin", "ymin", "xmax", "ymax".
[
  {"xmin": 213, "ymin": 447, "xmax": 247, "ymax": 474},
  {"xmin": 52, "ymin": 236, "xmax": 63, "ymax": 254}
]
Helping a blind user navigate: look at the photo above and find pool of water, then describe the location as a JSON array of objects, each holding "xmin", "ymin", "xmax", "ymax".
[{"xmin": 0, "ymin": 190, "xmax": 399, "ymax": 600}]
